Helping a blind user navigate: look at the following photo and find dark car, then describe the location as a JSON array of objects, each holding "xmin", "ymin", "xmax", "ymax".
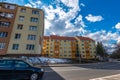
[{"xmin": 0, "ymin": 59, "xmax": 44, "ymax": 80}]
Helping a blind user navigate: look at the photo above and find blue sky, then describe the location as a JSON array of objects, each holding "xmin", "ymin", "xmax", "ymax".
[{"xmin": 1, "ymin": 0, "xmax": 120, "ymax": 53}]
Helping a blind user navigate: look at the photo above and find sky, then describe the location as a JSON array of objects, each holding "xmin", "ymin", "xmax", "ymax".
[{"xmin": 1, "ymin": 0, "xmax": 120, "ymax": 53}]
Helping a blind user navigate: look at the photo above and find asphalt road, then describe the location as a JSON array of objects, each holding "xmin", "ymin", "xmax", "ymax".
[{"xmin": 41, "ymin": 62, "xmax": 120, "ymax": 80}]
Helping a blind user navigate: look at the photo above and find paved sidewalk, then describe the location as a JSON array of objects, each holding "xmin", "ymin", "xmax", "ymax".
[{"xmin": 90, "ymin": 74, "xmax": 120, "ymax": 80}]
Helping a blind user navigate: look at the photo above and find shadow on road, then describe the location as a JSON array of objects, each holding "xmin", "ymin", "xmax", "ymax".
[
  {"xmin": 72, "ymin": 62, "xmax": 120, "ymax": 70},
  {"xmin": 42, "ymin": 65, "xmax": 65, "ymax": 80}
]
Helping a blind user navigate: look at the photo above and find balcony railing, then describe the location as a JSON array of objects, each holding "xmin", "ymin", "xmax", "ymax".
[{"xmin": 0, "ymin": 3, "xmax": 16, "ymax": 10}]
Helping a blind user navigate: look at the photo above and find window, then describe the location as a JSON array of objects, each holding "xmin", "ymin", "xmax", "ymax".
[
  {"xmin": 15, "ymin": 34, "xmax": 21, "ymax": 39},
  {"xmin": 64, "ymin": 55, "xmax": 67, "ymax": 57},
  {"xmin": 50, "ymin": 55, "xmax": 53, "ymax": 57},
  {"xmin": 0, "ymin": 12, "xmax": 14, "ymax": 18},
  {"xmin": 15, "ymin": 61, "xmax": 29, "ymax": 67},
  {"xmin": 64, "ymin": 51, "xmax": 66, "ymax": 53},
  {"xmin": 82, "ymin": 51, "xmax": 84, "ymax": 53},
  {"xmin": 20, "ymin": 8, "xmax": 26, "ymax": 13},
  {"xmin": 82, "ymin": 44, "xmax": 84, "ymax": 46},
  {"xmin": 6, "ymin": 13, "xmax": 14, "ymax": 18},
  {"xmin": 32, "ymin": 10, "xmax": 39, "ymax": 14},
  {"xmin": 4, "ymin": 4, "xmax": 16, "ymax": 9},
  {"xmin": 0, "ymin": 21, "xmax": 10, "ymax": 27},
  {"xmin": 0, "ymin": 60, "xmax": 13, "ymax": 67},
  {"xmin": 12, "ymin": 44, "xmax": 19, "ymax": 50},
  {"xmin": 30, "ymin": 17, "xmax": 38, "ymax": 22},
  {"xmin": 29, "ymin": 26, "xmax": 37, "ymax": 31},
  {"xmin": 28, "ymin": 35, "xmax": 36, "ymax": 40},
  {"xmin": 0, "ymin": 32, "xmax": 8, "ymax": 38},
  {"xmin": 17, "ymin": 24, "xmax": 23, "ymax": 30},
  {"xmin": 82, "ymin": 55, "xmax": 85, "ymax": 57},
  {"xmin": 26, "ymin": 44, "xmax": 35, "ymax": 50},
  {"xmin": 0, "ymin": 43, "xmax": 5, "ymax": 49},
  {"xmin": 64, "ymin": 40, "xmax": 66, "ymax": 42},
  {"xmin": 19, "ymin": 16, "xmax": 24, "ymax": 21}
]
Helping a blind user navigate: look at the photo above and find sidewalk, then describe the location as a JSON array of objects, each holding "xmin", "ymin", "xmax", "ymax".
[
  {"xmin": 39, "ymin": 62, "xmax": 109, "ymax": 67},
  {"xmin": 90, "ymin": 74, "xmax": 120, "ymax": 80}
]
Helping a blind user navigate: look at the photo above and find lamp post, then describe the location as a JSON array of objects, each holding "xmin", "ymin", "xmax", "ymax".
[
  {"xmin": 77, "ymin": 43, "xmax": 81, "ymax": 63},
  {"xmin": 79, "ymin": 51, "xmax": 81, "ymax": 63}
]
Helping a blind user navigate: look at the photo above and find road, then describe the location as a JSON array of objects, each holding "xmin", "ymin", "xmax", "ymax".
[{"xmin": 41, "ymin": 62, "xmax": 120, "ymax": 80}]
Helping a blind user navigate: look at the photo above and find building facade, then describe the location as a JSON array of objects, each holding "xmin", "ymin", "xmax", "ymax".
[
  {"xmin": 0, "ymin": 2, "xmax": 44, "ymax": 56},
  {"xmin": 75, "ymin": 36, "xmax": 96, "ymax": 60},
  {"xmin": 42, "ymin": 35, "xmax": 96, "ymax": 60}
]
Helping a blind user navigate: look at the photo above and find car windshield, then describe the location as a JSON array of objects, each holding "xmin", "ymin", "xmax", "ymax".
[{"xmin": 24, "ymin": 60, "xmax": 34, "ymax": 66}]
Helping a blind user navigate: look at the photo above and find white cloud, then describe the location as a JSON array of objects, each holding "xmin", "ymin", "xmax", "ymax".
[
  {"xmin": 40, "ymin": 0, "xmax": 86, "ymax": 36},
  {"xmin": 117, "ymin": 37, "xmax": 120, "ymax": 43},
  {"xmin": 85, "ymin": 30, "xmax": 120, "ymax": 53},
  {"xmin": 85, "ymin": 14, "xmax": 104, "ymax": 22},
  {"xmin": 24, "ymin": 0, "xmax": 86, "ymax": 36},
  {"xmin": 80, "ymin": 3, "xmax": 85, "ymax": 7},
  {"xmin": 45, "ymin": 19, "xmax": 52, "ymax": 29},
  {"xmin": 115, "ymin": 22, "xmax": 120, "ymax": 30},
  {"xmin": 25, "ymin": 3, "xmax": 32, "ymax": 7},
  {"xmin": 61, "ymin": 0, "xmax": 79, "ymax": 8},
  {"xmin": 25, "ymin": 0, "xmax": 42, "ymax": 8},
  {"xmin": 75, "ymin": 15, "xmax": 86, "ymax": 27}
]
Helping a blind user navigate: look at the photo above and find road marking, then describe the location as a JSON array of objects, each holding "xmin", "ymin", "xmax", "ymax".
[
  {"xmin": 90, "ymin": 74, "xmax": 120, "ymax": 80},
  {"xmin": 45, "ymin": 67, "xmax": 88, "ymax": 72},
  {"xmin": 53, "ymin": 68, "xmax": 88, "ymax": 72}
]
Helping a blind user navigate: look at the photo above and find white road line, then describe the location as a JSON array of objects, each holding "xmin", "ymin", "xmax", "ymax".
[
  {"xmin": 53, "ymin": 68, "xmax": 88, "ymax": 72},
  {"xmin": 89, "ymin": 74, "xmax": 120, "ymax": 80},
  {"xmin": 45, "ymin": 67, "xmax": 88, "ymax": 72}
]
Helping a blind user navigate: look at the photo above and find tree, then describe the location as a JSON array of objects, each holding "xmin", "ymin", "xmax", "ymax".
[
  {"xmin": 110, "ymin": 43, "xmax": 120, "ymax": 59},
  {"xmin": 96, "ymin": 42, "xmax": 108, "ymax": 58}
]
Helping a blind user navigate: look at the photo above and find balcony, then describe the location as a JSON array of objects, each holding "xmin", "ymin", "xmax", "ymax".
[
  {"xmin": 0, "ymin": 12, "xmax": 14, "ymax": 19},
  {"xmin": 0, "ymin": 3, "xmax": 16, "ymax": 13}
]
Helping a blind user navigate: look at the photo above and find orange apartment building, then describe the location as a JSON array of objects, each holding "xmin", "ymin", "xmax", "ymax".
[{"xmin": 42, "ymin": 35, "xmax": 96, "ymax": 60}]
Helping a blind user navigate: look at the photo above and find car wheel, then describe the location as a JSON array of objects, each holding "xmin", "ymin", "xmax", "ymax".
[{"xmin": 30, "ymin": 73, "xmax": 38, "ymax": 80}]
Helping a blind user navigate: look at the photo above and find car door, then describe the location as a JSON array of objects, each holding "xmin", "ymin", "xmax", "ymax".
[
  {"xmin": 0, "ymin": 60, "xmax": 14, "ymax": 79},
  {"xmin": 14, "ymin": 60, "xmax": 33, "ymax": 79}
]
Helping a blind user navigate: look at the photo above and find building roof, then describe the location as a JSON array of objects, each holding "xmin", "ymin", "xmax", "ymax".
[
  {"xmin": 43, "ymin": 36, "xmax": 49, "ymax": 39},
  {"xmin": 43, "ymin": 35, "xmax": 95, "ymax": 42},
  {"xmin": 0, "ymin": 2, "xmax": 43, "ymax": 11},
  {"xmin": 76, "ymin": 36, "xmax": 95, "ymax": 41},
  {"xmin": 46, "ymin": 35, "xmax": 76, "ymax": 41}
]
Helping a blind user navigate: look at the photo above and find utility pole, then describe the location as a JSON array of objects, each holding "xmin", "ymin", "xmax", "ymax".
[{"xmin": 79, "ymin": 52, "xmax": 81, "ymax": 63}]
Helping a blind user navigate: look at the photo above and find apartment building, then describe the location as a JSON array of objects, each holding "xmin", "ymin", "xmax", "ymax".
[
  {"xmin": 42, "ymin": 35, "xmax": 96, "ymax": 60},
  {"xmin": 75, "ymin": 36, "xmax": 96, "ymax": 60},
  {"xmin": 0, "ymin": 2, "xmax": 44, "ymax": 56},
  {"xmin": 42, "ymin": 35, "xmax": 77, "ymax": 59}
]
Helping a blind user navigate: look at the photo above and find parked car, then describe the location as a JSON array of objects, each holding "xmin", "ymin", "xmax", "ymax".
[{"xmin": 0, "ymin": 59, "xmax": 44, "ymax": 80}]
